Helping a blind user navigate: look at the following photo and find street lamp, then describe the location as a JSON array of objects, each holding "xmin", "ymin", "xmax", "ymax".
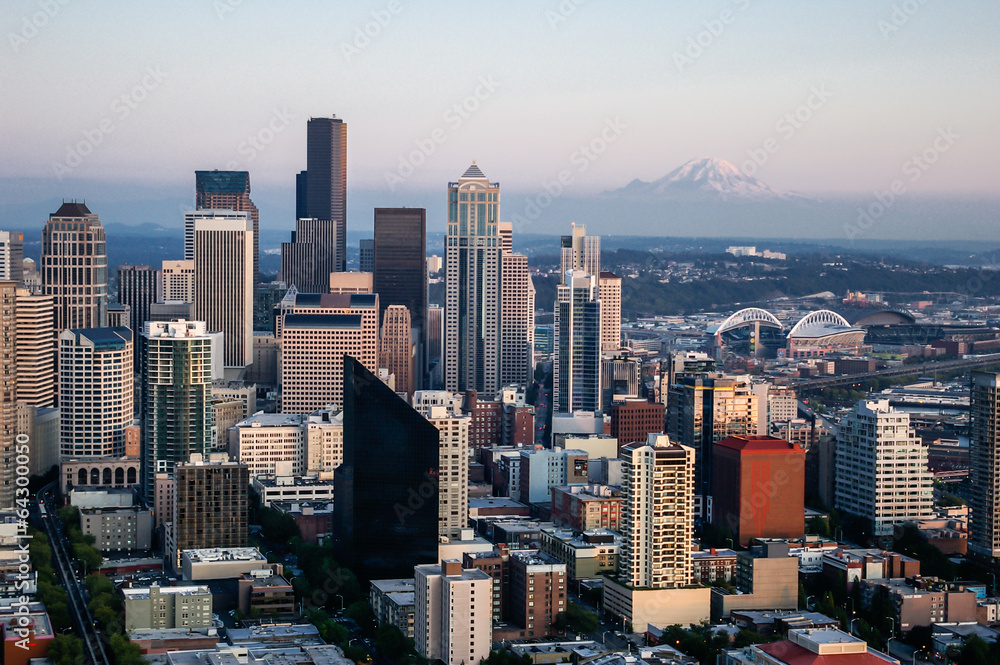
[
  {"xmin": 602, "ymin": 631, "xmax": 611, "ymax": 645},
  {"xmin": 806, "ymin": 595, "xmax": 815, "ymax": 610},
  {"xmin": 335, "ymin": 594, "xmax": 344, "ymax": 613},
  {"xmin": 850, "ymin": 618, "xmax": 860, "ymax": 636},
  {"xmin": 726, "ymin": 538, "xmax": 734, "ymax": 551}
]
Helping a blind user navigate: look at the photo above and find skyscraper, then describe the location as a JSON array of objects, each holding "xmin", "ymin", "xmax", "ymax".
[
  {"xmin": 14, "ymin": 289, "xmax": 55, "ymax": 408},
  {"xmin": 374, "ymin": 207, "xmax": 427, "ymax": 337},
  {"xmin": 117, "ymin": 264, "xmax": 161, "ymax": 336},
  {"xmin": 171, "ymin": 454, "xmax": 249, "ymax": 569},
  {"xmin": 278, "ymin": 292, "xmax": 379, "ymax": 413},
  {"xmin": 334, "ymin": 356, "xmax": 440, "ymax": 580},
  {"xmin": 0, "ymin": 232, "xmax": 24, "ymax": 283},
  {"xmin": 193, "ymin": 215, "xmax": 254, "ymax": 369},
  {"xmin": 42, "ymin": 202, "xmax": 108, "ymax": 331},
  {"xmin": 161, "ymin": 260, "xmax": 195, "ymax": 303},
  {"xmin": 598, "ymin": 271, "xmax": 622, "ymax": 352},
  {"xmin": 970, "ymin": 372, "xmax": 1000, "ymax": 559},
  {"xmin": 184, "ymin": 210, "xmax": 249, "ymax": 263},
  {"xmin": 0, "ymin": 283, "xmax": 15, "ymax": 509},
  {"xmin": 412, "ymin": 391, "xmax": 470, "ymax": 540},
  {"xmin": 58, "ymin": 327, "xmax": 133, "ymax": 459},
  {"xmin": 618, "ymin": 433, "xmax": 695, "ymax": 589},
  {"xmin": 380, "ymin": 305, "xmax": 414, "ymax": 396},
  {"xmin": 301, "ymin": 116, "xmax": 347, "ymax": 273},
  {"xmin": 554, "ymin": 270, "xmax": 601, "ymax": 413},
  {"xmin": 359, "ymin": 238, "xmax": 374, "ymax": 274},
  {"xmin": 444, "ymin": 163, "xmax": 501, "ymax": 393},
  {"xmin": 499, "ymin": 244, "xmax": 535, "ymax": 387},
  {"xmin": 560, "ymin": 224, "xmax": 600, "ymax": 283},
  {"xmin": 195, "ymin": 170, "xmax": 260, "ymax": 280},
  {"xmin": 141, "ymin": 320, "xmax": 220, "ymax": 497},
  {"xmin": 834, "ymin": 399, "xmax": 933, "ymax": 537},
  {"xmin": 279, "ymin": 218, "xmax": 342, "ymax": 293}
]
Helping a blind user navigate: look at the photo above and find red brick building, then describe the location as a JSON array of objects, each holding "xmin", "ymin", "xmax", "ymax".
[
  {"xmin": 550, "ymin": 485, "xmax": 622, "ymax": 532},
  {"xmin": 609, "ymin": 399, "xmax": 665, "ymax": 452},
  {"xmin": 711, "ymin": 435, "xmax": 805, "ymax": 546},
  {"xmin": 465, "ymin": 392, "xmax": 503, "ymax": 450}
]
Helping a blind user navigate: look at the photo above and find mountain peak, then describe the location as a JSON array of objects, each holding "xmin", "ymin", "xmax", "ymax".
[{"xmin": 610, "ymin": 157, "xmax": 800, "ymax": 201}]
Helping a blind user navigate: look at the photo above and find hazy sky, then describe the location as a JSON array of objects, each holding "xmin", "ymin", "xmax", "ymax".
[{"xmin": 2, "ymin": 0, "xmax": 998, "ymax": 218}]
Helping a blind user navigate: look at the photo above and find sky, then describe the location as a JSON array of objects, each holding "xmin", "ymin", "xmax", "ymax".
[{"xmin": 2, "ymin": 0, "xmax": 998, "ymax": 235}]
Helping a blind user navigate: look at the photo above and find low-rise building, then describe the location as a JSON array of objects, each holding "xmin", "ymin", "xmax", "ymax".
[
  {"xmin": 272, "ymin": 501, "xmax": 334, "ymax": 545},
  {"xmin": 862, "ymin": 577, "xmax": 978, "ymax": 634},
  {"xmin": 538, "ymin": 527, "xmax": 620, "ymax": 580},
  {"xmin": 691, "ymin": 548, "xmax": 738, "ymax": 584},
  {"xmin": 711, "ymin": 542, "xmax": 799, "ymax": 620},
  {"xmin": 549, "ymin": 484, "xmax": 622, "ymax": 532},
  {"xmin": 730, "ymin": 610, "xmax": 840, "ymax": 636},
  {"xmin": 253, "ymin": 475, "xmax": 336, "ymax": 508},
  {"xmin": 370, "ymin": 578, "xmax": 416, "ymax": 639},
  {"xmin": 122, "ymin": 584, "xmax": 213, "ymax": 631},
  {"xmin": 720, "ymin": 627, "xmax": 898, "ymax": 665},
  {"xmin": 80, "ymin": 506, "xmax": 152, "ymax": 552},
  {"xmin": 0, "ymin": 602, "xmax": 54, "ymax": 664},
  {"xmin": 180, "ymin": 547, "xmax": 268, "ymax": 581},
  {"xmin": 822, "ymin": 549, "xmax": 920, "ymax": 591},
  {"xmin": 238, "ymin": 567, "xmax": 296, "ymax": 619}
]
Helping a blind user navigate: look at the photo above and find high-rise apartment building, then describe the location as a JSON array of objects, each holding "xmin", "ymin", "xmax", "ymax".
[
  {"xmin": 58, "ymin": 327, "xmax": 133, "ymax": 459},
  {"xmin": 0, "ymin": 232, "xmax": 24, "ymax": 283},
  {"xmin": 667, "ymin": 373, "xmax": 761, "ymax": 503},
  {"xmin": 300, "ymin": 117, "xmax": 347, "ymax": 273},
  {"xmin": 560, "ymin": 224, "xmax": 599, "ymax": 283},
  {"xmin": 618, "ymin": 433, "xmax": 695, "ymax": 589},
  {"xmin": 171, "ymin": 454, "xmax": 249, "ymax": 569},
  {"xmin": 334, "ymin": 357, "xmax": 440, "ymax": 580},
  {"xmin": 380, "ymin": 305, "xmax": 414, "ymax": 396},
  {"xmin": 0, "ymin": 284, "xmax": 15, "ymax": 509},
  {"xmin": 445, "ymin": 163, "xmax": 501, "ymax": 393},
  {"xmin": 193, "ymin": 214, "xmax": 254, "ymax": 369},
  {"xmin": 278, "ymin": 292, "xmax": 379, "ymax": 413},
  {"xmin": 508, "ymin": 551, "xmax": 567, "ymax": 639},
  {"xmin": 414, "ymin": 560, "xmax": 492, "ymax": 665},
  {"xmin": 42, "ymin": 202, "xmax": 108, "ymax": 330},
  {"xmin": 712, "ymin": 435, "xmax": 805, "ymax": 545},
  {"xmin": 161, "ymin": 260, "xmax": 195, "ymax": 303},
  {"xmin": 412, "ymin": 391, "xmax": 470, "ymax": 540},
  {"xmin": 598, "ymin": 272, "xmax": 621, "ymax": 352},
  {"xmin": 970, "ymin": 372, "xmax": 1000, "ymax": 559},
  {"xmin": 14, "ymin": 288, "xmax": 55, "ymax": 408},
  {"xmin": 117, "ymin": 264, "xmax": 161, "ymax": 339},
  {"xmin": 499, "ymin": 247, "xmax": 535, "ymax": 387},
  {"xmin": 834, "ymin": 399, "xmax": 933, "ymax": 537},
  {"xmin": 229, "ymin": 408, "xmax": 343, "ymax": 478},
  {"xmin": 141, "ymin": 320, "xmax": 221, "ymax": 497},
  {"xmin": 195, "ymin": 171, "xmax": 260, "ymax": 280},
  {"xmin": 554, "ymin": 271, "xmax": 601, "ymax": 414}
]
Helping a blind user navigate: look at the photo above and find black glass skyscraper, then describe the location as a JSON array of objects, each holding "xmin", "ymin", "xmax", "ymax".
[
  {"xmin": 373, "ymin": 208, "xmax": 426, "ymax": 333},
  {"xmin": 334, "ymin": 356, "xmax": 439, "ymax": 581},
  {"xmin": 300, "ymin": 117, "xmax": 347, "ymax": 273}
]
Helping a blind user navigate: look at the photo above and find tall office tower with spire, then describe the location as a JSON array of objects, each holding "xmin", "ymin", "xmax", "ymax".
[
  {"xmin": 444, "ymin": 163, "xmax": 501, "ymax": 393},
  {"xmin": 42, "ymin": 202, "xmax": 108, "ymax": 331},
  {"xmin": 193, "ymin": 215, "xmax": 254, "ymax": 370},
  {"xmin": 0, "ymin": 284, "xmax": 15, "ymax": 509},
  {"xmin": 499, "ymin": 245, "xmax": 535, "ymax": 387},
  {"xmin": 141, "ymin": 320, "xmax": 220, "ymax": 498},
  {"xmin": 598, "ymin": 272, "xmax": 622, "ymax": 352},
  {"xmin": 554, "ymin": 270, "xmax": 601, "ymax": 413},
  {"xmin": 0, "ymin": 232, "xmax": 24, "ymax": 283},
  {"xmin": 58, "ymin": 327, "xmax": 133, "ymax": 459},
  {"xmin": 834, "ymin": 399, "xmax": 934, "ymax": 537},
  {"xmin": 299, "ymin": 117, "xmax": 347, "ymax": 273},
  {"xmin": 560, "ymin": 224, "xmax": 600, "ymax": 283},
  {"xmin": 968, "ymin": 372, "xmax": 1000, "ymax": 559},
  {"xmin": 380, "ymin": 305, "xmax": 414, "ymax": 396},
  {"xmin": 15, "ymin": 289, "xmax": 55, "ymax": 407},
  {"xmin": 118, "ymin": 264, "xmax": 161, "ymax": 334},
  {"xmin": 195, "ymin": 171, "xmax": 260, "ymax": 280}
]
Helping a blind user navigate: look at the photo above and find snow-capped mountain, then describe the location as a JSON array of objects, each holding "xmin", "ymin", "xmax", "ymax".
[{"xmin": 610, "ymin": 157, "xmax": 802, "ymax": 201}]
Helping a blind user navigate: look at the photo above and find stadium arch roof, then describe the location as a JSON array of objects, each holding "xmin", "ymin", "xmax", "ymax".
[
  {"xmin": 716, "ymin": 308, "xmax": 783, "ymax": 335},
  {"xmin": 787, "ymin": 309, "xmax": 856, "ymax": 339}
]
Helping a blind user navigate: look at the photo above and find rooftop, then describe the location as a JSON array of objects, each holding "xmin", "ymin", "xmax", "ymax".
[
  {"xmin": 182, "ymin": 547, "xmax": 266, "ymax": 564},
  {"xmin": 121, "ymin": 584, "xmax": 210, "ymax": 599},
  {"xmin": 715, "ymin": 435, "xmax": 802, "ymax": 453},
  {"xmin": 52, "ymin": 201, "xmax": 93, "ymax": 217},
  {"xmin": 371, "ymin": 578, "xmax": 416, "ymax": 594}
]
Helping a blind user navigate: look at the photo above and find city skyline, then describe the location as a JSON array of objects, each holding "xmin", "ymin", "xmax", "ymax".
[{"xmin": 2, "ymin": 2, "xmax": 998, "ymax": 240}]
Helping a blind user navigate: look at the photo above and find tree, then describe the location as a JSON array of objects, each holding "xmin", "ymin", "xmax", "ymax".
[
  {"xmin": 554, "ymin": 602, "xmax": 598, "ymax": 635},
  {"xmin": 958, "ymin": 635, "xmax": 991, "ymax": 665},
  {"xmin": 373, "ymin": 624, "xmax": 414, "ymax": 661},
  {"xmin": 482, "ymin": 650, "xmax": 532, "ymax": 665},
  {"xmin": 109, "ymin": 633, "xmax": 145, "ymax": 665},
  {"xmin": 47, "ymin": 634, "xmax": 84, "ymax": 665},
  {"xmin": 346, "ymin": 600, "xmax": 377, "ymax": 636}
]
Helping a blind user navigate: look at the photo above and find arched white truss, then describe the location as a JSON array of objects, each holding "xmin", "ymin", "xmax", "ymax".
[
  {"xmin": 787, "ymin": 309, "xmax": 852, "ymax": 338},
  {"xmin": 717, "ymin": 307, "xmax": 783, "ymax": 334}
]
